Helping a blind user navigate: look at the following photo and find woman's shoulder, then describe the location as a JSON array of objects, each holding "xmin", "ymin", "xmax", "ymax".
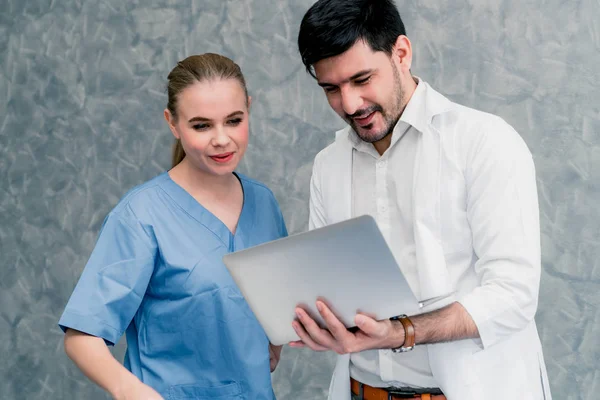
[
  {"xmin": 236, "ymin": 172, "xmax": 286, "ymax": 216},
  {"xmin": 236, "ymin": 172, "xmax": 277, "ymax": 199},
  {"xmin": 110, "ymin": 172, "xmax": 170, "ymax": 217}
]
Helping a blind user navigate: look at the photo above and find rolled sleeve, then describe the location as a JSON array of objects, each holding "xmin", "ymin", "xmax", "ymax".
[
  {"xmin": 58, "ymin": 208, "xmax": 157, "ymax": 345},
  {"xmin": 458, "ymin": 120, "xmax": 541, "ymax": 349},
  {"xmin": 58, "ymin": 310, "xmax": 121, "ymax": 345}
]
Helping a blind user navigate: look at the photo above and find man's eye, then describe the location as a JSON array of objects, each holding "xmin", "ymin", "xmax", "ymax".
[{"xmin": 355, "ymin": 76, "xmax": 371, "ymax": 85}]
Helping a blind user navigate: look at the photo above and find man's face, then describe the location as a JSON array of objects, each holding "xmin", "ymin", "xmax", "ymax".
[{"xmin": 313, "ymin": 40, "xmax": 406, "ymax": 144}]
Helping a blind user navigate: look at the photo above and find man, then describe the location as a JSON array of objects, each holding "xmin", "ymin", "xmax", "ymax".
[{"xmin": 290, "ymin": 0, "xmax": 552, "ymax": 399}]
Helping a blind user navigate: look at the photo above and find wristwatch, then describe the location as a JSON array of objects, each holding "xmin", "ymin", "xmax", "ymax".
[{"xmin": 390, "ymin": 314, "xmax": 415, "ymax": 353}]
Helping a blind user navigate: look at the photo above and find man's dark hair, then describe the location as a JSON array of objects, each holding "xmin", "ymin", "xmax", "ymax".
[{"xmin": 297, "ymin": 0, "xmax": 407, "ymax": 78}]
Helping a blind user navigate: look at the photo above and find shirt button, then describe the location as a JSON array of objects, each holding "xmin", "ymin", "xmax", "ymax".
[{"xmin": 376, "ymin": 160, "xmax": 387, "ymax": 168}]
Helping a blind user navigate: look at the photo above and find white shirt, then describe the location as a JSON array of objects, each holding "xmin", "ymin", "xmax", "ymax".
[
  {"xmin": 308, "ymin": 79, "xmax": 552, "ymax": 399},
  {"xmin": 349, "ymin": 81, "xmax": 437, "ymax": 388}
]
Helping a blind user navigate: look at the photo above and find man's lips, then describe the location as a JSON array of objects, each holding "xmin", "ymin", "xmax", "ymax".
[
  {"xmin": 353, "ymin": 111, "xmax": 376, "ymax": 127},
  {"xmin": 209, "ymin": 152, "xmax": 234, "ymax": 163}
]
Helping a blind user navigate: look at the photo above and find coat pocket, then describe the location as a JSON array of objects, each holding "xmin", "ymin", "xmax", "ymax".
[{"xmin": 168, "ymin": 381, "xmax": 242, "ymax": 399}]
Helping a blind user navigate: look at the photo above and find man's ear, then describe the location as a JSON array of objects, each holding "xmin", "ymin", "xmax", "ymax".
[{"xmin": 393, "ymin": 35, "xmax": 413, "ymax": 72}]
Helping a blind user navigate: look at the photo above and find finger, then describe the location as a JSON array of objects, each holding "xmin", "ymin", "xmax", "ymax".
[
  {"xmin": 295, "ymin": 308, "xmax": 338, "ymax": 349},
  {"xmin": 292, "ymin": 320, "xmax": 329, "ymax": 351},
  {"xmin": 316, "ymin": 301, "xmax": 352, "ymax": 340}
]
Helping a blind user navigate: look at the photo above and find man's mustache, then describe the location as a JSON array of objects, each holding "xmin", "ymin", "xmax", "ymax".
[{"xmin": 347, "ymin": 105, "xmax": 383, "ymax": 120}]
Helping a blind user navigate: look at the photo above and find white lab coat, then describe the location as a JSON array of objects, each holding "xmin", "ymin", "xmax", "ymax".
[{"xmin": 308, "ymin": 81, "xmax": 552, "ymax": 400}]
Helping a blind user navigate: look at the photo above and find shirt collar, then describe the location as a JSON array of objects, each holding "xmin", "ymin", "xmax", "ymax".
[{"xmin": 399, "ymin": 76, "xmax": 428, "ymax": 133}]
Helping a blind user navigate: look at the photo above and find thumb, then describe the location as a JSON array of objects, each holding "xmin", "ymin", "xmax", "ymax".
[{"xmin": 355, "ymin": 314, "xmax": 385, "ymax": 337}]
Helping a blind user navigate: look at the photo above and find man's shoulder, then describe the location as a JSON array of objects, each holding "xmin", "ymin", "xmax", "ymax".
[
  {"xmin": 437, "ymin": 100, "xmax": 510, "ymax": 132},
  {"xmin": 417, "ymin": 80, "xmax": 507, "ymax": 129},
  {"xmin": 437, "ymin": 99, "xmax": 531, "ymax": 162},
  {"xmin": 439, "ymin": 98, "xmax": 526, "ymax": 146}
]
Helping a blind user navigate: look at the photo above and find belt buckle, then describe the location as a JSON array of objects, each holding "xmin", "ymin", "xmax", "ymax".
[
  {"xmin": 386, "ymin": 387, "xmax": 419, "ymax": 399},
  {"xmin": 387, "ymin": 386, "xmax": 444, "ymax": 398}
]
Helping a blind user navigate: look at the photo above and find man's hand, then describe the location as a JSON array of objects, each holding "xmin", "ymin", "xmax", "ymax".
[
  {"xmin": 288, "ymin": 300, "xmax": 404, "ymax": 354},
  {"xmin": 268, "ymin": 343, "xmax": 282, "ymax": 372}
]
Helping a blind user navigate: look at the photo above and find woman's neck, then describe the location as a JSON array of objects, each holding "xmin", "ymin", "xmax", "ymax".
[{"xmin": 168, "ymin": 158, "xmax": 238, "ymax": 200}]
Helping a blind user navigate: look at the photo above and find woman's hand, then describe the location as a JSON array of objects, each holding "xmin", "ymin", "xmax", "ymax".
[
  {"xmin": 269, "ymin": 343, "xmax": 283, "ymax": 372},
  {"xmin": 115, "ymin": 379, "xmax": 164, "ymax": 400}
]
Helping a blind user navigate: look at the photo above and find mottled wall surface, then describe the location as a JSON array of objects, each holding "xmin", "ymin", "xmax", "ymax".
[{"xmin": 1, "ymin": 0, "xmax": 598, "ymax": 399}]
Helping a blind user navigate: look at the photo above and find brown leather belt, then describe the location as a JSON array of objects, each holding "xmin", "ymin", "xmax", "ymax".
[{"xmin": 351, "ymin": 378, "xmax": 447, "ymax": 400}]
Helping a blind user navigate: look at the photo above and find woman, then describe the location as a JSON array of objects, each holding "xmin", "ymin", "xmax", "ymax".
[{"xmin": 59, "ymin": 53, "xmax": 286, "ymax": 400}]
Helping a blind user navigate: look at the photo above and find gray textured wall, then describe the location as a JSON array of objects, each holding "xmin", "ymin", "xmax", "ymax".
[{"xmin": 1, "ymin": 0, "xmax": 598, "ymax": 399}]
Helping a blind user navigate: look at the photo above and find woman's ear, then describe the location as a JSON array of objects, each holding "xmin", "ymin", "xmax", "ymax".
[
  {"xmin": 247, "ymin": 95, "xmax": 252, "ymax": 110},
  {"xmin": 164, "ymin": 109, "xmax": 180, "ymax": 139}
]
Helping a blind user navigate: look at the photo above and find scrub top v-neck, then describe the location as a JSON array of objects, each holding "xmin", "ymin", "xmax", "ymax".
[
  {"xmin": 161, "ymin": 172, "xmax": 254, "ymax": 252},
  {"xmin": 59, "ymin": 171, "xmax": 288, "ymax": 400}
]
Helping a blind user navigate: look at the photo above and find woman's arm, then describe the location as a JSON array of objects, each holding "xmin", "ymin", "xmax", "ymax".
[
  {"xmin": 64, "ymin": 328, "xmax": 163, "ymax": 400},
  {"xmin": 268, "ymin": 343, "xmax": 283, "ymax": 372}
]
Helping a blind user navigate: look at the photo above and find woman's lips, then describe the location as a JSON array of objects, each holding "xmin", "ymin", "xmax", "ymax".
[{"xmin": 209, "ymin": 152, "xmax": 234, "ymax": 163}]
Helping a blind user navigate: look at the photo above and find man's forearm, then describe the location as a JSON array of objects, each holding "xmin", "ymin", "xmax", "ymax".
[{"xmin": 409, "ymin": 302, "xmax": 479, "ymax": 345}]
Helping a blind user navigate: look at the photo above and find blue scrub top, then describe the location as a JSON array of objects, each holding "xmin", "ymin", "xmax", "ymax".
[{"xmin": 59, "ymin": 172, "xmax": 288, "ymax": 399}]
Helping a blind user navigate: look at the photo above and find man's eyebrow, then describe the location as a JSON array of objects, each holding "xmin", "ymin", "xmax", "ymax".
[{"xmin": 317, "ymin": 69, "xmax": 374, "ymax": 87}]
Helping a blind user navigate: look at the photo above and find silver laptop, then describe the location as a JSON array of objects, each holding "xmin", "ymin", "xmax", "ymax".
[{"xmin": 223, "ymin": 215, "xmax": 421, "ymax": 346}]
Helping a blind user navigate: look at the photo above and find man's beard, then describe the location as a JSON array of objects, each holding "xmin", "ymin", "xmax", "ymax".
[{"xmin": 347, "ymin": 64, "xmax": 405, "ymax": 143}]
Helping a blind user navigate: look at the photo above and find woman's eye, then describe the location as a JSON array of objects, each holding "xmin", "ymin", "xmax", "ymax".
[
  {"xmin": 228, "ymin": 118, "xmax": 242, "ymax": 126},
  {"xmin": 192, "ymin": 123, "xmax": 209, "ymax": 131}
]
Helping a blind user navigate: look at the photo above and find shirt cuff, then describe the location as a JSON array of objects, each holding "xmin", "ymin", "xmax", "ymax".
[
  {"xmin": 458, "ymin": 294, "xmax": 495, "ymax": 350},
  {"xmin": 58, "ymin": 310, "xmax": 121, "ymax": 346}
]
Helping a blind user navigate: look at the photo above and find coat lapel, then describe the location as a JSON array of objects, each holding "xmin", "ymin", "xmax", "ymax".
[
  {"xmin": 411, "ymin": 122, "xmax": 452, "ymax": 301},
  {"xmin": 404, "ymin": 82, "xmax": 456, "ymax": 302},
  {"xmin": 324, "ymin": 127, "xmax": 354, "ymax": 223}
]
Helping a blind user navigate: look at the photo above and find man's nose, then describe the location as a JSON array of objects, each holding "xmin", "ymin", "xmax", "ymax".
[{"xmin": 340, "ymin": 87, "xmax": 363, "ymax": 117}]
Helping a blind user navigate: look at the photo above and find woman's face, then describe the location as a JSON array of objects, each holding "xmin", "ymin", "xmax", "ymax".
[{"xmin": 166, "ymin": 78, "xmax": 250, "ymax": 177}]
